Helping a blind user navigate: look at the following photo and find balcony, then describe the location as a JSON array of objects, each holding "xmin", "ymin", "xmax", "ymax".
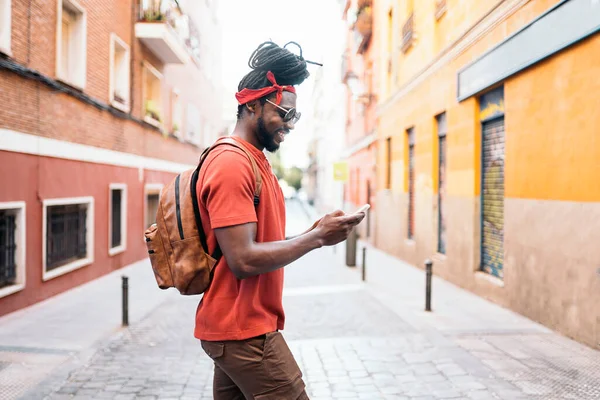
[
  {"xmin": 435, "ymin": 0, "xmax": 447, "ymax": 20},
  {"xmin": 401, "ymin": 13, "xmax": 415, "ymax": 53},
  {"xmin": 354, "ymin": 0, "xmax": 372, "ymax": 54},
  {"xmin": 135, "ymin": 0, "xmax": 200, "ymax": 64}
]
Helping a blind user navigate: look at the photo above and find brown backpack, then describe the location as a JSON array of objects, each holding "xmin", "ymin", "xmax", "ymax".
[{"xmin": 144, "ymin": 137, "xmax": 263, "ymax": 295}]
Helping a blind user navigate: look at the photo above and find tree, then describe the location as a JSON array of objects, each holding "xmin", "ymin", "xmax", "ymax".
[
  {"xmin": 284, "ymin": 166, "xmax": 303, "ymax": 191},
  {"xmin": 268, "ymin": 152, "xmax": 285, "ymax": 180}
]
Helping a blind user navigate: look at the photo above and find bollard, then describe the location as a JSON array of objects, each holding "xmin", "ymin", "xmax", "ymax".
[
  {"xmin": 425, "ymin": 259, "xmax": 433, "ymax": 312},
  {"xmin": 362, "ymin": 247, "xmax": 367, "ymax": 282},
  {"xmin": 122, "ymin": 275, "xmax": 129, "ymax": 326}
]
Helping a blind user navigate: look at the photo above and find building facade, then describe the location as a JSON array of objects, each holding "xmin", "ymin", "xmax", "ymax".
[
  {"xmin": 342, "ymin": 0, "xmax": 378, "ymax": 241},
  {"xmin": 0, "ymin": 0, "xmax": 225, "ymax": 317},
  {"xmin": 374, "ymin": 0, "xmax": 600, "ymax": 348},
  {"xmin": 306, "ymin": 0, "xmax": 348, "ymax": 214}
]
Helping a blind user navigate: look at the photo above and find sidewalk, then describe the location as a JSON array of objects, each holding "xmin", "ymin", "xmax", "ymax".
[
  {"xmin": 0, "ymin": 200, "xmax": 598, "ymax": 400},
  {"xmin": 304, "ymin": 199, "xmax": 600, "ymax": 399},
  {"xmin": 0, "ymin": 259, "xmax": 177, "ymax": 399}
]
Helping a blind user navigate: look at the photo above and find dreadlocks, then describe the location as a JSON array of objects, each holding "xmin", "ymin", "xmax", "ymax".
[{"xmin": 236, "ymin": 41, "xmax": 315, "ymax": 119}]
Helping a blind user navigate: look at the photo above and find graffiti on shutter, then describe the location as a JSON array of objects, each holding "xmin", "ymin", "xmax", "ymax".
[
  {"xmin": 437, "ymin": 113, "xmax": 447, "ymax": 254},
  {"xmin": 481, "ymin": 118, "xmax": 505, "ymax": 278},
  {"xmin": 407, "ymin": 128, "xmax": 415, "ymax": 239}
]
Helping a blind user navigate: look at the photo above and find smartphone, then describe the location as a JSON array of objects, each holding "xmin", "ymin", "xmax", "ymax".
[{"xmin": 354, "ymin": 204, "xmax": 370, "ymax": 214}]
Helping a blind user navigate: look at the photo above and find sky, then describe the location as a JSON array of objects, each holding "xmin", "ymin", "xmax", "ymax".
[{"xmin": 217, "ymin": 0, "xmax": 346, "ymax": 169}]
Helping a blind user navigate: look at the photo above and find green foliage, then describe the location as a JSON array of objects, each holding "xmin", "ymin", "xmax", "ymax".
[
  {"xmin": 284, "ymin": 166, "xmax": 303, "ymax": 191},
  {"xmin": 269, "ymin": 152, "xmax": 285, "ymax": 180}
]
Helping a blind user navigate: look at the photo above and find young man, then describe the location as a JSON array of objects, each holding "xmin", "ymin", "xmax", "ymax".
[{"xmin": 195, "ymin": 42, "xmax": 365, "ymax": 400}]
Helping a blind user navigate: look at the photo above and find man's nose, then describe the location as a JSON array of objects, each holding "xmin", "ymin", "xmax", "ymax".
[{"xmin": 284, "ymin": 120, "xmax": 295, "ymax": 131}]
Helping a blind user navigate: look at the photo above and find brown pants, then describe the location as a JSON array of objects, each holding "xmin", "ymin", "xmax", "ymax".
[{"xmin": 201, "ymin": 331, "xmax": 309, "ymax": 400}]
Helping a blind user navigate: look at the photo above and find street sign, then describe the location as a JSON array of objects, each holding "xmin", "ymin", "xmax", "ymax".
[{"xmin": 333, "ymin": 161, "xmax": 348, "ymax": 182}]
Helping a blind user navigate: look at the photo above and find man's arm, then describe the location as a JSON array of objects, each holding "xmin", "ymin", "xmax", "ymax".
[
  {"xmin": 214, "ymin": 211, "xmax": 364, "ymax": 279},
  {"xmin": 285, "ymin": 217, "xmax": 321, "ymax": 240}
]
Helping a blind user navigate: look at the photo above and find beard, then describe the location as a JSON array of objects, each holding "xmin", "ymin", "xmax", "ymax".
[{"xmin": 257, "ymin": 116, "xmax": 280, "ymax": 153}]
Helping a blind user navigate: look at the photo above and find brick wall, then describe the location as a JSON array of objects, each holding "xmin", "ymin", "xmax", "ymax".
[{"xmin": 1, "ymin": 0, "xmax": 213, "ymax": 166}]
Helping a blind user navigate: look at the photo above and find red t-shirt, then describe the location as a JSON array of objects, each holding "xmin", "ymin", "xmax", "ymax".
[{"xmin": 194, "ymin": 136, "xmax": 287, "ymax": 341}]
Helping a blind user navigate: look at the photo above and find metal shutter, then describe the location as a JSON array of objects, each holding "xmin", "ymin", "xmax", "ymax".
[
  {"xmin": 438, "ymin": 135, "xmax": 447, "ymax": 254},
  {"xmin": 481, "ymin": 118, "xmax": 505, "ymax": 278},
  {"xmin": 437, "ymin": 113, "xmax": 447, "ymax": 254},
  {"xmin": 408, "ymin": 128, "xmax": 415, "ymax": 239}
]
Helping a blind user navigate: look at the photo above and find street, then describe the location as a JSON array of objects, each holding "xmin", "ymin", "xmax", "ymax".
[{"xmin": 1, "ymin": 200, "xmax": 599, "ymax": 400}]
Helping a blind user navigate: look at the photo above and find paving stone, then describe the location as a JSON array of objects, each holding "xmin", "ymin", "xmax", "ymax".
[
  {"xmin": 432, "ymin": 390, "xmax": 463, "ymax": 399},
  {"xmin": 10, "ymin": 207, "xmax": 600, "ymax": 400}
]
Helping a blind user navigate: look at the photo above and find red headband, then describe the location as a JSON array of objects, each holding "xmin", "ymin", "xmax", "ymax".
[{"xmin": 235, "ymin": 71, "xmax": 296, "ymax": 105}]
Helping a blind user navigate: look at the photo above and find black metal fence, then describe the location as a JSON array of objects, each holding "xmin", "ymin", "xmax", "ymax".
[
  {"xmin": 46, "ymin": 205, "xmax": 87, "ymax": 271},
  {"xmin": 111, "ymin": 190, "xmax": 122, "ymax": 249},
  {"xmin": 0, "ymin": 212, "xmax": 17, "ymax": 288}
]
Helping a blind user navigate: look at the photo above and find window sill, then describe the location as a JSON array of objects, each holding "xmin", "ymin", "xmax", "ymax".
[
  {"xmin": 0, "ymin": 44, "xmax": 12, "ymax": 57},
  {"xmin": 474, "ymin": 271, "xmax": 505, "ymax": 288},
  {"xmin": 57, "ymin": 76, "xmax": 85, "ymax": 92},
  {"xmin": 111, "ymin": 100, "xmax": 130, "ymax": 113},
  {"xmin": 109, "ymin": 245, "xmax": 126, "ymax": 256},
  {"xmin": 43, "ymin": 257, "xmax": 92, "ymax": 281},
  {"xmin": 433, "ymin": 252, "xmax": 447, "ymax": 262},
  {"xmin": 144, "ymin": 116, "xmax": 162, "ymax": 128},
  {"xmin": 0, "ymin": 283, "xmax": 25, "ymax": 299}
]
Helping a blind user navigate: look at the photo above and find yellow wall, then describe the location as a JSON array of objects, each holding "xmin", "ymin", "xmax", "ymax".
[
  {"xmin": 371, "ymin": 0, "xmax": 600, "ymax": 348},
  {"xmin": 375, "ymin": 0, "xmax": 594, "ymax": 201}
]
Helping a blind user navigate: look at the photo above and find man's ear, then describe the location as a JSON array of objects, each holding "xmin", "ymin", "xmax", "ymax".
[{"xmin": 245, "ymin": 100, "xmax": 258, "ymax": 114}]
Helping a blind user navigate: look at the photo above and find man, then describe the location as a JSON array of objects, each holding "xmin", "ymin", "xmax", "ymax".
[{"xmin": 195, "ymin": 42, "xmax": 365, "ymax": 400}]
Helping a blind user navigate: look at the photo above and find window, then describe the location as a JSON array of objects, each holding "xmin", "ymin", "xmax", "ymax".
[
  {"xmin": 385, "ymin": 137, "xmax": 392, "ymax": 189},
  {"xmin": 0, "ymin": 0, "xmax": 12, "ymax": 55},
  {"xmin": 186, "ymin": 103, "xmax": 202, "ymax": 145},
  {"xmin": 109, "ymin": 34, "xmax": 131, "ymax": 112},
  {"xmin": 386, "ymin": 9, "xmax": 393, "ymax": 95},
  {"xmin": 143, "ymin": 62, "xmax": 163, "ymax": 127},
  {"xmin": 204, "ymin": 121, "xmax": 213, "ymax": 147},
  {"xmin": 43, "ymin": 197, "xmax": 94, "ymax": 281},
  {"xmin": 0, "ymin": 202, "xmax": 25, "ymax": 298},
  {"xmin": 56, "ymin": 0, "xmax": 87, "ymax": 89},
  {"xmin": 144, "ymin": 184, "xmax": 163, "ymax": 229},
  {"xmin": 109, "ymin": 184, "xmax": 127, "ymax": 256},
  {"xmin": 407, "ymin": 128, "xmax": 415, "ymax": 240},
  {"xmin": 171, "ymin": 89, "xmax": 183, "ymax": 138},
  {"xmin": 437, "ymin": 113, "xmax": 447, "ymax": 254}
]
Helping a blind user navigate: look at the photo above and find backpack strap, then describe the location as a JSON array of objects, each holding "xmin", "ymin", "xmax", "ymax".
[
  {"xmin": 191, "ymin": 137, "xmax": 263, "ymax": 261},
  {"xmin": 212, "ymin": 138, "xmax": 263, "ymax": 206}
]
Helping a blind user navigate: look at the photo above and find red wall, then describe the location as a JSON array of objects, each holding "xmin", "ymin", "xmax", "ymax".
[{"xmin": 0, "ymin": 151, "xmax": 178, "ymax": 316}]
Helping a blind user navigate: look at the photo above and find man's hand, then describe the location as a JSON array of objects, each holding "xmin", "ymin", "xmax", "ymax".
[
  {"xmin": 214, "ymin": 210, "xmax": 363, "ymax": 279},
  {"xmin": 313, "ymin": 210, "xmax": 365, "ymax": 247}
]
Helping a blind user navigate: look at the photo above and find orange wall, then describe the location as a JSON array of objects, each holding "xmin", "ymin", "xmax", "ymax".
[{"xmin": 505, "ymin": 35, "xmax": 600, "ymax": 202}]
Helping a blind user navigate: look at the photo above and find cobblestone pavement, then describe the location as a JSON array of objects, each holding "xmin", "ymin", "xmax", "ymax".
[{"xmin": 11, "ymin": 200, "xmax": 600, "ymax": 399}]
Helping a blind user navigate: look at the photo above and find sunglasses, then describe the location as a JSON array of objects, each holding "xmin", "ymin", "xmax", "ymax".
[{"xmin": 265, "ymin": 99, "xmax": 301, "ymax": 124}]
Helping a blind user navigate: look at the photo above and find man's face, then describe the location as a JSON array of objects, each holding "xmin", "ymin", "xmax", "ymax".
[{"xmin": 256, "ymin": 92, "xmax": 297, "ymax": 153}]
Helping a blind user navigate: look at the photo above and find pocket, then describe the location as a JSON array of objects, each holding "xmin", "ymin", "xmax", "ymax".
[
  {"xmin": 145, "ymin": 224, "xmax": 172, "ymax": 289},
  {"xmin": 170, "ymin": 236, "xmax": 217, "ymax": 294},
  {"xmin": 262, "ymin": 332, "xmax": 302, "ymax": 385},
  {"xmin": 201, "ymin": 341, "xmax": 224, "ymax": 360}
]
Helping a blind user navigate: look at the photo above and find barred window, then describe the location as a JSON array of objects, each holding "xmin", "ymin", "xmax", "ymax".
[
  {"xmin": 0, "ymin": 211, "xmax": 17, "ymax": 288},
  {"xmin": 46, "ymin": 204, "xmax": 88, "ymax": 271},
  {"xmin": 111, "ymin": 190, "xmax": 121, "ymax": 248}
]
